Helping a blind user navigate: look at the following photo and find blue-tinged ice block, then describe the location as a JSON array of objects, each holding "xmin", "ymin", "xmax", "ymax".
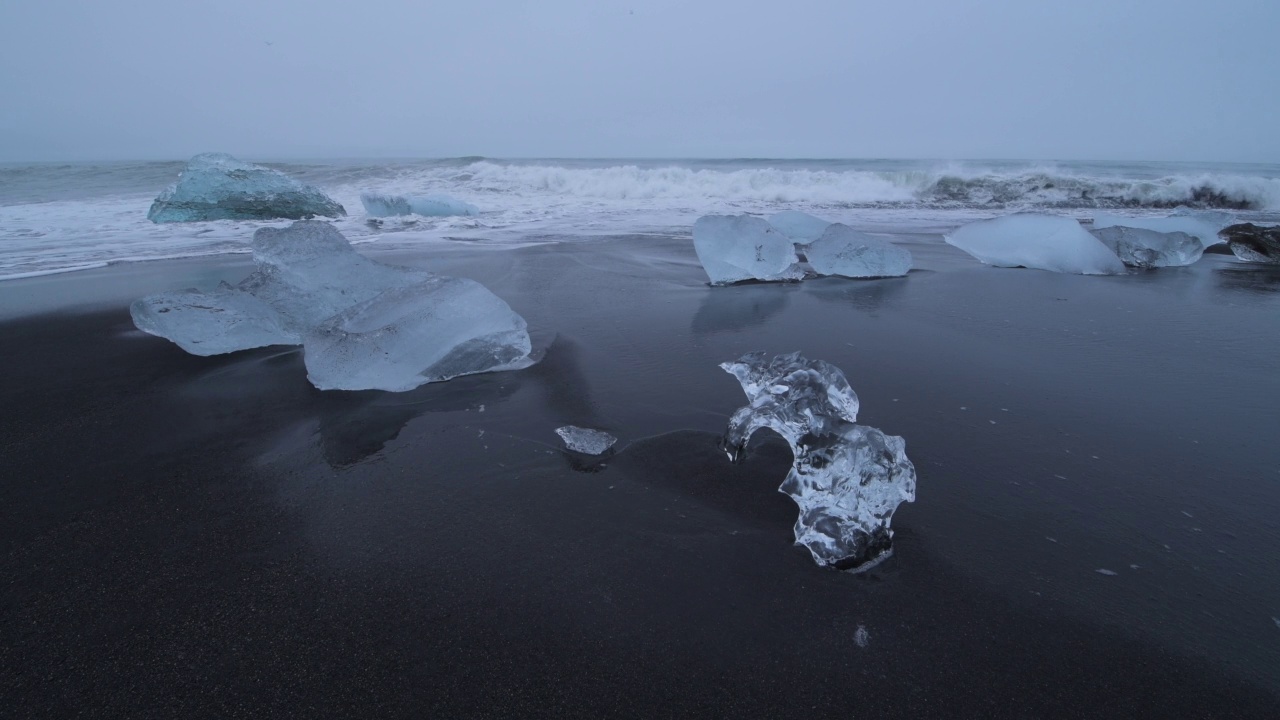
[
  {"xmin": 1089, "ymin": 226, "xmax": 1204, "ymax": 268},
  {"xmin": 147, "ymin": 153, "xmax": 345, "ymax": 223},
  {"xmin": 693, "ymin": 214, "xmax": 804, "ymax": 285},
  {"xmin": 945, "ymin": 214, "xmax": 1126, "ymax": 275},
  {"xmin": 806, "ymin": 224, "xmax": 912, "ymax": 278},
  {"xmin": 768, "ymin": 210, "xmax": 832, "ymax": 243}
]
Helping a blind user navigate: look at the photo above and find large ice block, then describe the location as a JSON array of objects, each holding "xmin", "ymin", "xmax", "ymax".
[
  {"xmin": 768, "ymin": 210, "xmax": 832, "ymax": 243},
  {"xmin": 361, "ymin": 193, "xmax": 479, "ymax": 218},
  {"xmin": 131, "ymin": 221, "xmax": 533, "ymax": 391},
  {"xmin": 945, "ymin": 214, "xmax": 1126, "ymax": 275},
  {"xmin": 1219, "ymin": 223, "xmax": 1280, "ymax": 263},
  {"xmin": 692, "ymin": 215, "xmax": 804, "ymax": 285},
  {"xmin": 1092, "ymin": 211, "xmax": 1228, "ymax": 247},
  {"xmin": 806, "ymin": 224, "xmax": 912, "ymax": 278},
  {"xmin": 721, "ymin": 352, "xmax": 916, "ymax": 570},
  {"xmin": 304, "ymin": 278, "xmax": 534, "ymax": 392},
  {"xmin": 147, "ymin": 153, "xmax": 345, "ymax": 223},
  {"xmin": 1089, "ymin": 226, "xmax": 1204, "ymax": 268}
]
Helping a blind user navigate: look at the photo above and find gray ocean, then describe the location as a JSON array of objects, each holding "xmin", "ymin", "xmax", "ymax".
[{"xmin": 2, "ymin": 157, "xmax": 1279, "ymax": 280}]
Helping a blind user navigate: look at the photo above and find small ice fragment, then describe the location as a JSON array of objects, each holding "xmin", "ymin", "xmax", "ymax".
[
  {"xmin": 692, "ymin": 214, "xmax": 805, "ymax": 285},
  {"xmin": 1273, "ymin": 617, "xmax": 1279, "ymax": 630},
  {"xmin": 555, "ymin": 426, "xmax": 618, "ymax": 455},
  {"xmin": 720, "ymin": 352, "xmax": 915, "ymax": 570},
  {"xmin": 945, "ymin": 214, "xmax": 1126, "ymax": 275},
  {"xmin": 768, "ymin": 210, "xmax": 832, "ymax": 243},
  {"xmin": 853, "ymin": 625, "xmax": 869, "ymax": 648},
  {"xmin": 805, "ymin": 224, "xmax": 912, "ymax": 278},
  {"xmin": 361, "ymin": 192, "xmax": 479, "ymax": 218},
  {"xmin": 1053, "ymin": 475, "xmax": 1067, "ymax": 480},
  {"xmin": 1089, "ymin": 226, "xmax": 1205, "ymax": 268},
  {"xmin": 1046, "ymin": 537, "xmax": 1058, "ymax": 543},
  {"xmin": 1130, "ymin": 564, "xmax": 1140, "ymax": 570},
  {"xmin": 1181, "ymin": 511, "xmax": 1193, "ymax": 518},
  {"xmin": 1096, "ymin": 568, "xmax": 1118, "ymax": 576},
  {"xmin": 989, "ymin": 420, "xmax": 996, "ymax": 425},
  {"xmin": 148, "ymin": 153, "xmax": 345, "ymax": 222}
]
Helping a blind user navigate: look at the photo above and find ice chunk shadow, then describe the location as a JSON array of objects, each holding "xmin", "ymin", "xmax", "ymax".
[
  {"xmin": 803, "ymin": 275, "xmax": 911, "ymax": 312},
  {"xmin": 1213, "ymin": 265, "xmax": 1280, "ymax": 296},
  {"xmin": 691, "ymin": 283, "xmax": 794, "ymax": 336}
]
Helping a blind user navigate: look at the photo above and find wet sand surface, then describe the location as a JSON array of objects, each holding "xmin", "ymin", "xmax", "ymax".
[{"xmin": 2, "ymin": 235, "xmax": 1279, "ymax": 717}]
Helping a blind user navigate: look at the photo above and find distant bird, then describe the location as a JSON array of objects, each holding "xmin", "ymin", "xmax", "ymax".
[{"xmin": 264, "ymin": 40, "xmax": 274, "ymax": 46}]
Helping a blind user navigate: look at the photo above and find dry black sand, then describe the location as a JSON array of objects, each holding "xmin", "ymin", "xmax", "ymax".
[{"xmin": 2, "ymin": 235, "xmax": 1279, "ymax": 717}]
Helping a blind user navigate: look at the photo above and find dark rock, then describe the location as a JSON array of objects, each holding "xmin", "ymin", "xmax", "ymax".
[{"xmin": 1219, "ymin": 223, "xmax": 1280, "ymax": 264}]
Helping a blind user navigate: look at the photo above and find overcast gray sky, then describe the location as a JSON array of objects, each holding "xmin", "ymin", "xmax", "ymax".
[{"xmin": 2, "ymin": 0, "xmax": 1277, "ymax": 162}]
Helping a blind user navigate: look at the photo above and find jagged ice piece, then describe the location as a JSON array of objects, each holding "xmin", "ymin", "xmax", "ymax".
[
  {"xmin": 361, "ymin": 193, "xmax": 480, "ymax": 218},
  {"xmin": 1219, "ymin": 223, "xmax": 1280, "ymax": 263},
  {"xmin": 806, "ymin": 224, "xmax": 912, "ymax": 278},
  {"xmin": 945, "ymin": 214, "xmax": 1126, "ymax": 275},
  {"xmin": 1089, "ymin": 226, "xmax": 1204, "ymax": 268},
  {"xmin": 768, "ymin": 210, "xmax": 832, "ymax": 243},
  {"xmin": 148, "ymin": 153, "xmax": 345, "ymax": 223},
  {"xmin": 692, "ymin": 215, "xmax": 804, "ymax": 285},
  {"xmin": 130, "ymin": 283, "xmax": 294, "ymax": 356},
  {"xmin": 721, "ymin": 352, "xmax": 915, "ymax": 570},
  {"xmin": 555, "ymin": 426, "xmax": 618, "ymax": 455}
]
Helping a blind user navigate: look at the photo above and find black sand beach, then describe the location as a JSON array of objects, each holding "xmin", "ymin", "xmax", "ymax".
[{"xmin": 3, "ymin": 235, "xmax": 1279, "ymax": 717}]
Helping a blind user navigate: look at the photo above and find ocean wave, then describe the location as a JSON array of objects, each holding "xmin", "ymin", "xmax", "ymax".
[{"xmin": 416, "ymin": 162, "xmax": 1280, "ymax": 211}]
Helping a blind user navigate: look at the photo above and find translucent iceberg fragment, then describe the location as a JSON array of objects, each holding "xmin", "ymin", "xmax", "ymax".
[
  {"xmin": 768, "ymin": 210, "xmax": 832, "ymax": 243},
  {"xmin": 147, "ymin": 153, "xmax": 345, "ymax": 223},
  {"xmin": 1219, "ymin": 223, "xmax": 1280, "ymax": 263},
  {"xmin": 555, "ymin": 426, "xmax": 618, "ymax": 455},
  {"xmin": 721, "ymin": 352, "xmax": 916, "ymax": 570},
  {"xmin": 1092, "ymin": 211, "xmax": 1228, "ymax": 247},
  {"xmin": 241, "ymin": 221, "xmax": 432, "ymax": 333},
  {"xmin": 806, "ymin": 224, "xmax": 912, "ymax": 278},
  {"xmin": 304, "ymin": 278, "xmax": 533, "ymax": 392},
  {"xmin": 1089, "ymin": 226, "xmax": 1204, "ymax": 268},
  {"xmin": 945, "ymin": 214, "xmax": 1126, "ymax": 275},
  {"xmin": 361, "ymin": 193, "xmax": 480, "ymax": 218},
  {"xmin": 130, "ymin": 282, "xmax": 293, "ymax": 356},
  {"xmin": 131, "ymin": 221, "xmax": 532, "ymax": 391},
  {"xmin": 692, "ymin": 215, "xmax": 804, "ymax": 285}
]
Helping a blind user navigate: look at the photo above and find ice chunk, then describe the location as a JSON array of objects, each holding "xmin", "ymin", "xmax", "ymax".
[
  {"xmin": 241, "ymin": 221, "xmax": 431, "ymax": 333},
  {"xmin": 130, "ymin": 283, "xmax": 293, "ymax": 356},
  {"xmin": 1219, "ymin": 223, "xmax": 1280, "ymax": 263},
  {"xmin": 768, "ymin": 210, "xmax": 832, "ymax": 243},
  {"xmin": 555, "ymin": 426, "xmax": 618, "ymax": 455},
  {"xmin": 361, "ymin": 193, "xmax": 479, "ymax": 218},
  {"xmin": 721, "ymin": 352, "xmax": 916, "ymax": 570},
  {"xmin": 131, "ymin": 220, "xmax": 533, "ymax": 391},
  {"xmin": 945, "ymin": 214, "xmax": 1126, "ymax": 275},
  {"xmin": 147, "ymin": 153, "xmax": 345, "ymax": 223},
  {"xmin": 304, "ymin": 278, "xmax": 533, "ymax": 392},
  {"xmin": 1089, "ymin": 226, "xmax": 1205, "ymax": 268},
  {"xmin": 693, "ymin": 215, "xmax": 804, "ymax": 285},
  {"xmin": 1093, "ymin": 211, "xmax": 1228, "ymax": 247},
  {"xmin": 806, "ymin": 224, "xmax": 912, "ymax": 278}
]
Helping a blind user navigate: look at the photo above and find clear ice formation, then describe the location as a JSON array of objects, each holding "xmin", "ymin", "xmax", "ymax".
[
  {"xmin": 130, "ymin": 221, "xmax": 532, "ymax": 391},
  {"xmin": 944, "ymin": 214, "xmax": 1126, "ymax": 275},
  {"xmin": 1089, "ymin": 226, "xmax": 1205, "ymax": 268},
  {"xmin": 1092, "ymin": 211, "xmax": 1228, "ymax": 247},
  {"xmin": 555, "ymin": 426, "xmax": 618, "ymax": 455},
  {"xmin": 147, "ymin": 153, "xmax": 345, "ymax": 223},
  {"xmin": 768, "ymin": 210, "xmax": 833, "ymax": 243},
  {"xmin": 692, "ymin": 214, "xmax": 805, "ymax": 285},
  {"xmin": 1219, "ymin": 223, "xmax": 1280, "ymax": 263},
  {"xmin": 360, "ymin": 193, "xmax": 480, "ymax": 218},
  {"xmin": 806, "ymin": 224, "xmax": 913, "ymax": 278},
  {"xmin": 720, "ymin": 352, "xmax": 917, "ymax": 571}
]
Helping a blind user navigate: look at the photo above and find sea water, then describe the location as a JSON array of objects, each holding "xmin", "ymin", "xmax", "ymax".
[{"xmin": 2, "ymin": 157, "xmax": 1279, "ymax": 280}]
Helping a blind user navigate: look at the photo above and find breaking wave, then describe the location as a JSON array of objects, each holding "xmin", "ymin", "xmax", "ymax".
[{"xmin": 429, "ymin": 161, "xmax": 1280, "ymax": 211}]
